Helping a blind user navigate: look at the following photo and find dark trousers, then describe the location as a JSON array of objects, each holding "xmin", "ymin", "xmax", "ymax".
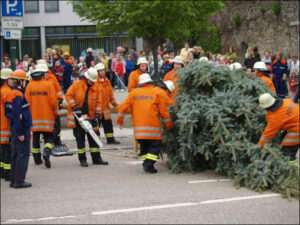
[
  {"xmin": 99, "ymin": 117, "xmax": 115, "ymax": 143},
  {"xmin": 281, "ymin": 145, "xmax": 299, "ymax": 161},
  {"xmin": 73, "ymin": 120, "xmax": 100, "ymax": 163},
  {"xmin": 32, "ymin": 132, "xmax": 54, "ymax": 158},
  {"xmin": 274, "ymin": 78, "xmax": 288, "ymax": 98},
  {"xmin": 137, "ymin": 139, "xmax": 162, "ymax": 169},
  {"xmin": 62, "ymin": 74, "xmax": 72, "ymax": 93},
  {"xmin": 54, "ymin": 116, "xmax": 61, "ymax": 145},
  {"xmin": 10, "ymin": 127, "xmax": 30, "ymax": 185},
  {"xmin": 0, "ymin": 143, "xmax": 11, "ymax": 180}
]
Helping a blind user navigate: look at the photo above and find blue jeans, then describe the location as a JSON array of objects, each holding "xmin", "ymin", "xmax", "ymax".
[{"xmin": 117, "ymin": 76, "xmax": 124, "ymax": 90}]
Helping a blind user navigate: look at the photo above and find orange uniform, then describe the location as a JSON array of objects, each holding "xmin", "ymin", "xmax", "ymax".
[
  {"xmin": 25, "ymin": 79, "xmax": 58, "ymax": 132},
  {"xmin": 163, "ymin": 69, "xmax": 178, "ymax": 102},
  {"xmin": 0, "ymin": 83, "xmax": 11, "ymax": 144},
  {"xmin": 46, "ymin": 70, "xmax": 63, "ymax": 100},
  {"xmin": 128, "ymin": 69, "xmax": 144, "ymax": 92},
  {"xmin": 65, "ymin": 79, "xmax": 102, "ymax": 128},
  {"xmin": 258, "ymin": 99, "xmax": 299, "ymax": 147},
  {"xmin": 154, "ymin": 86, "xmax": 174, "ymax": 106},
  {"xmin": 117, "ymin": 83, "xmax": 173, "ymax": 140},
  {"xmin": 256, "ymin": 72, "xmax": 276, "ymax": 95},
  {"xmin": 96, "ymin": 77, "xmax": 118, "ymax": 120}
]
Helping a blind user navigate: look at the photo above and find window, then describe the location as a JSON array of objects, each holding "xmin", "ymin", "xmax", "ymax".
[
  {"xmin": 45, "ymin": 0, "xmax": 59, "ymax": 12},
  {"xmin": 24, "ymin": 0, "xmax": 39, "ymax": 13}
]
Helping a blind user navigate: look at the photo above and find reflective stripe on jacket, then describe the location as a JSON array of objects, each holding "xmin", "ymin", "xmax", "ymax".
[
  {"xmin": 258, "ymin": 99, "xmax": 300, "ymax": 147},
  {"xmin": 117, "ymin": 83, "xmax": 173, "ymax": 140},
  {"xmin": 65, "ymin": 78, "xmax": 102, "ymax": 128},
  {"xmin": 128, "ymin": 69, "xmax": 143, "ymax": 92},
  {"xmin": 25, "ymin": 78, "xmax": 58, "ymax": 132},
  {"xmin": 0, "ymin": 83, "xmax": 12, "ymax": 144}
]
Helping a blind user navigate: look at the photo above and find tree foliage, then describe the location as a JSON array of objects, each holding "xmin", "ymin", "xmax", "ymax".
[{"xmin": 163, "ymin": 61, "xmax": 299, "ymax": 199}]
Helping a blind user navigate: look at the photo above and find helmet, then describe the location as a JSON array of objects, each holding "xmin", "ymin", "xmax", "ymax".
[
  {"xmin": 84, "ymin": 68, "xmax": 98, "ymax": 82},
  {"xmin": 0, "ymin": 68, "xmax": 13, "ymax": 80},
  {"xmin": 199, "ymin": 57, "xmax": 208, "ymax": 62},
  {"xmin": 253, "ymin": 62, "xmax": 267, "ymax": 71},
  {"xmin": 12, "ymin": 69, "xmax": 27, "ymax": 80},
  {"xmin": 30, "ymin": 64, "xmax": 48, "ymax": 77},
  {"xmin": 137, "ymin": 57, "xmax": 148, "ymax": 65},
  {"xmin": 164, "ymin": 80, "xmax": 175, "ymax": 92},
  {"xmin": 259, "ymin": 93, "xmax": 276, "ymax": 109},
  {"xmin": 138, "ymin": 73, "xmax": 152, "ymax": 85},
  {"xmin": 229, "ymin": 62, "xmax": 242, "ymax": 71},
  {"xmin": 173, "ymin": 56, "xmax": 183, "ymax": 64},
  {"xmin": 87, "ymin": 48, "xmax": 93, "ymax": 53},
  {"xmin": 64, "ymin": 51, "xmax": 70, "ymax": 57},
  {"xmin": 95, "ymin": 63, "xmax": 105, "ymax": 71}
]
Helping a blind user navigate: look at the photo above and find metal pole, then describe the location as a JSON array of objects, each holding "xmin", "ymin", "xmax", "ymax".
[{"xmin": 18, "ymin": 39, "xmax": 21, "ymax": 59}]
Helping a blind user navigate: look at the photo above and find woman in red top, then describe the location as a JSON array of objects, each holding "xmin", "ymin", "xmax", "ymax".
[
  {"xmin": 53, "ymin": 61, "xmax": 64, "ymax": 87},
  {"xmin": 288, "ymin": 71, "xmax": 299, "ymax": 101},
  {"xmin": 115, "ymin": 58, "xmax": 125, "ymax": 92}
]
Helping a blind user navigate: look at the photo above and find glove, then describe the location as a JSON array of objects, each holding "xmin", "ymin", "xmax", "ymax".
[
  {"xmin": 58, "ymin": 99, "xmax": 63, "ymax": 110},
  {"xmin": 72, "ymin": 105, "xmax": 82, "ymax": 118},
  {"xmin": 90, "ymin": 113, "xmax": 100, "ymax": 127}
]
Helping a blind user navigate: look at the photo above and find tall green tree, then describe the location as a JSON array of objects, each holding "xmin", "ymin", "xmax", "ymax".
[{"xmin": 72, "ymin": 0, "xmax": 223, "ymax": 80}]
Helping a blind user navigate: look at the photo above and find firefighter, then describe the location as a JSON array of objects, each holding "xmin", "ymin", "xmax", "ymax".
[
  {"xmin": 95, "ymin": 63, "xmax": 120, "ymax": 144},
  {"xmin": 117, "ymin": 73, "xmax": 173, "ymax": 173},
  {"xmin": 36, "ymin": 60, "xmax": 70, "ymax": 155},
  {"xmin": 258, "ymin": 93, "xmax": 299, "ymax": 166},
  {"xmin": 128, "ymin": 57, "xmax": 148, "ymax": 92},
  {"xmin": 272, "ymin": 52, "xmax": 288, "ymax": 98},
  {"xmin": 5, "ymin": 70, "xmax": 32, "ymax": 188},
  {"xmin": 25, "ymin": 64, "xmax": 58, "ymax": 168},
  {"xmin": 0, "ymin": 68, "xmax": 13, "ymax": 181},
  {"xmin": 154, "ymin": 80, "xmax": 175, "ymax": 106},
  {"xmin": 66, "ymin": 67, "xmax": 108, "ymax": 167},
  {"xmin": 253, "ymin": 62, "xmax": 276, "ymax": 95},
  {"xmin": 163, "ymin": 56, "xmax": 184, "ymax": 102}
]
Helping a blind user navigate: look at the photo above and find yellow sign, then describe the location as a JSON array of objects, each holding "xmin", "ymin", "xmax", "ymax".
[{"xmin": 51, "ymin": 45, "xmax": 70, "ymax": 55}]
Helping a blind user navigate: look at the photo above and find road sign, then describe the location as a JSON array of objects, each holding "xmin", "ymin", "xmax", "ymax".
[
  {"xmin": 4, "ymin": 29, "xmax": 21, "ymax": 40},
  {"xmin": 1, "ymin": 0, "xmax": 23, "ymax": 17},
  {"xmin": 1, "ymin": 17, "xmax": 23, "ymax": 29}
]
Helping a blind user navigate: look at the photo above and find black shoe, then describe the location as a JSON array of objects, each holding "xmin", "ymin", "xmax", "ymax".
[
  {"xmin": 34, "ymin": 156, "xmax": 43, "ymax": 165},
  {"xmin": 107, "ymin": 139, "xmax": 121, "ymax": 145},
  {"xmin": 43, "ymin": 155, "xmax": 51, "ymax": 168},
  {"xmin": 144, "ymin": 167, "xmax": 157, "ymax": 173},
  {"xmin": 94, "ymin": 156, "xmax": 109, "ymax": 165},
  {"xmin": 9, "ymin": 183, "xmax": 14, "ymax": 188},
  {"xmin": 13, "ymin": 182, "xmax": 32, "ymax": 188},
  {"xmin": 80, "ymin": 160, "xmax": 88, "ymax": 167}
]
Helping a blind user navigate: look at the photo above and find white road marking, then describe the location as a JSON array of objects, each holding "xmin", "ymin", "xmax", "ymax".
[
  {"xmin": 125, "ymin": 161, "xmax": 143, "ymax": 165},
  {"xmin": 188, "ymin": 179, "xmax": 231, "ymax": 184},
  {"xmin": 1, "ymin": 194, "xmax": 282, "ymax": 224}
]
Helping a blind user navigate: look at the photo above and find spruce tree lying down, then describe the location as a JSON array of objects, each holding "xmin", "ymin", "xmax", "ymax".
[{"xmin": 163, "ymin": 61, "xmax": 299, "ymax": 199}]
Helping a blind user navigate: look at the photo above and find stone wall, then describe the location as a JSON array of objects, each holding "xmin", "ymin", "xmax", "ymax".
[{"xmin": 210, "ymin": 0, "xmax": 298, "ymax": 62}]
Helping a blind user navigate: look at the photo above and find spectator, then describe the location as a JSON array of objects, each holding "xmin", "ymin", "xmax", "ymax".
[
  {"xmin": 90, "ymin": 60, "xmax": 96, "ymax": 68},
  {"xmin": 272, "ymin": 52, "xmax": 288, "ymax": 98},
  {"xmin": 53, "ymin": 61, "xmax": 64, "ymax": 87},
  {"xmin": 78, "ymin": 56, "xmax": 85, "ymax": 71},
  {"xmin": 147, "ymin": 57, "xmax": 154, "ymax": 76},
  {"xmin": 185, "ymin": 52, "xmax": 194, "ymax": 67},
  {"xmin": 125, "ymin": 54, "xmax": 134, "ymax": 86},
  {"xmin": 108, "ymin": 52, "xmax": 115, "ymax": 85},
  {"xmin": 262, "ymin": 50, "xmax": 272, "ymax": 72},
  {"xmin": 15, "ymin": 59, "xmax": 24, "ymax": 70},
  {"xmin": 169, "ymin": 52, "xmax": 175, "ymax": 63},
  {"xmin": 226, "ymin": 46, "xmax": 237, "ymax": 61},
  {"xmin": 253, "ymin": 47, "xmax": 261, "ymax": 61},
  {"xmin": 79, "ymin": 62, "xmax": 88, "ymax": 78},
  {"xmin": 139, "ymin": 50, "xmax": 146, "ymax": 59},
  {"xmin": 44, "ymin": 54, "xmax": 53, "ymax": 71},
  {"xmin": 62, "ymin": 52, "xmax": 73, "ymax": 93},
  {"xmin": 101, "ymin": 53, "xmax": 109, "ymax": 75},
  {"xmin": 180, "ymin": 42, "xmax": 191, "ymax": 63},
  {"xmin": 286, "ymin": 53, "xmax": 292, "ymax": 76},
  {"xmin": 85, "ymin": 48, "xmax": 94, "ymax": 68},
  {"xmin": 161, "ymin": 54, "xmax": 173, "ymax": 78},
  {"xmin": 218, "ymin": 56, "xmax": 229, "ymax": 70},
  {"xmin": 115, "ymin": 58, "xmax": 125, "ymax": 92},
  {"xmin": 290, "ymin": 55, "xmax": 299, "ymax": 76},
  {"xmin": 111, "ymin": 52, "xmax": 119, "ymax": 88},
  {"xmin": 211, "ymin": 54, "xmax": 217, "ymax": 65},
  {"xmin": 23, "ymin": 54, "xmax": 29, "ymax": 67},
  {"xmin": 244, "ymin": 49, "xmax": 257, "ymax": 69},
  {"xmin": 2, "ymin": 54, "xmax": 11, "ymax": 68},
  {"xmin": 122, "ymin": 45, "xmax": 129, "ymax": 58},
  {"xmin": 72, "ymin": 61, "xmax": 80, "ymax": 82},
  {"xmin": 130, "ymin": 47, "xmax": 138, "ymax": 67},
  {"xmin": 53, "ymin": 49, "xmax": 64, "ymax": 66},
  {"xmin": 288, "ymin": 71, "xmax": 299, "ymax": 101}
]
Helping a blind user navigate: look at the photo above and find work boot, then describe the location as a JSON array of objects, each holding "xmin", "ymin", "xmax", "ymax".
[
  {"xmin": 107, "ymin": 139, "xmax": 121, "ymax": 145},
  {"xmin": 143, "ymin": 160, "xmax": 157, "ymax": 173},
  {"xmin": 91, "ymin": 152, "xmax": 109, "ymax": 165},
  {"xmin": 13, "ymin": 181, "xmax": 32, "ymax": 189},
  {"xmin": 80, "ymin": 160, "xmax": 88, "ymax": 167},
  {"xmin": 43, "ymin": 155, "xmax": 51, "ymax": 168},
  {"xmin": 33, "ymin": 153, "xmax": 43, "ymax": 165}
]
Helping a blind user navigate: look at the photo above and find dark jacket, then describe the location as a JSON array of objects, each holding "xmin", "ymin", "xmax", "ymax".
[
  {"xmin": 85, "ymin": 53, "xmax": 94, "ymax": 68},
  {"xmin": 244, "ymin": 56, "xmax": 258, "ymax": 69}
]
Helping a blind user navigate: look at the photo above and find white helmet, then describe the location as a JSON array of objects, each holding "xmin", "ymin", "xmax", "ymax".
[
  {"xmin": 137, "ymin": 57, "xmax": 148, "ymax": 65},
  {"xmin": 254, "ymin": 62, "xmax": 267, "ymax": 71},
  {"xmin": 95, "ymin": 63, "xmax": 105, "ymax": 71},
  {"xmin": 173, "ymin": 56, "xmax": 183, "ymax": 64},
  {"xmin": 259, "ymin": 93, "xmax": 276, "ymax": 109},
  {"xmin": 37, "ymin": 59, "xmax": 49, "ymax": 70},
  {"xmin": 164, "ymin": 80, "xmax": 175, "ymax": 92},
  {"xmin": 0, "ymin": 68, "xmax": 13, "ymax": 80},
  {"xmin": 84, "ymin": 68, "xmax": 98, "ymax": 82},
  {"xmin": 139, "ymin": 73, "xmax": 152, "ymax": 85},
  {"xmin": 87, "ymin": 48, "xmax": 93, "ymax": 53},
  {"xmin": 199, "ymin": 56, "xmax": 208, "ymax": 62},
  {"xmin": 229, "ymin": 62, "xmax": 242, "ymax": 71}
]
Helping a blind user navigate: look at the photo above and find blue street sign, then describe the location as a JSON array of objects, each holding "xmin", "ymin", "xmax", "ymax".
[
  {"xmin": 6, "ymin": 31, "xmax": 11, "ymax": 37},
  {"xmin": 1, "ymin": 0, "xmax": 23, "ymax": 17}
]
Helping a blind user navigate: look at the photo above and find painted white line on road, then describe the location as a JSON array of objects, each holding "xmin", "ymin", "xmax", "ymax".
[
  {"xmin": 200, "ymin": 193, "xmax": 281, "ymax": 204},
  {"xmin": 92, "ymin": 202, "xmax": 198, "ymax": 215},
  {"xmin": 2, "ymin": 215, "xmax": 80, "ymax": 224},
  {"xmin": 188, "ymin": 179, "xmax": 231, "ymax": 184}
]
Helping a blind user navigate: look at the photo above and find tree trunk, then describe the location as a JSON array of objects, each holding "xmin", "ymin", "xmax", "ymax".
[{"xmin": 152, "ymin": 43, "xmax": 159, "ymax": 82}]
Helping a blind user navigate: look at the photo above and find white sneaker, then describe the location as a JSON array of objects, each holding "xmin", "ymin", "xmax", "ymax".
[
  {"xmin": 116, "ymin": 89, "xmax": 120, "ymax": 92},
  {"xmin": 120, "ymin": 89, "xmax": 125, "ymax": 92}
]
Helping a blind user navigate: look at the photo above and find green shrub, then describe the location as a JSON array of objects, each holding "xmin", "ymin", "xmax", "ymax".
[
  {"xmin": 271, "ymin": 1, "xmax": 281, "ymax": 16},
  {"xmin": 232, "ymin": 12, "xmax": 241, "ymax": 27},
  {"xmin": 259, "ymin": 6, "xmax": 266, "ymax": 14}
]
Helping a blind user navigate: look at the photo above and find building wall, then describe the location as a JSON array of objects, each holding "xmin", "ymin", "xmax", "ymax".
[
  {"xmin": 210, "ymin": 0, "xmax": 298, "ymax": 61},
  {"xmin": 23, "ymin": 1, "xmax": 93, "ymax": 27}
]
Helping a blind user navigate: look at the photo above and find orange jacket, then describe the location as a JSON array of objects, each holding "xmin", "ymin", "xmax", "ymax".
[
  {"xmin": 0, "ymin": 83, "xmax": 12, "ymax": 144},
  {"xmin": 65, "ymin": 79, "xmax": 102, "ymax": 128},
  {"xmin": 163, "ymin": 69, "xmax": 178, "ymax": 102},
  {"xmin": 46, "ymin": 70, "xmax": 63, "ymax": 100},
  {"xmin": 117, "ymin": 83, "xmax": 173, "ymax": 140},
  {"xmin": 128, "ymin": 69, "xmax": 144, "ymax": 92},
  {"xmin": 154, "ymin": 86, "xmax": 174, "ymax": 106},
  {"xmin": 96, "ymin": 77, "xmax": 118, "ymax": 120},
  {"xmin": 256, "ymin": 73, "xmax": 276, "ymax": 95},
  {"xmin": 25, "ymin": 79, "xmax": 58, "ymax": 132},
  {"xmin": 258, "ymin": 99, "xmax": 299, "ymax": 147}
]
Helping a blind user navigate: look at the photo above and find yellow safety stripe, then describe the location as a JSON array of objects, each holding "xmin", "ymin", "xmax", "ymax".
[
  {"xmin": 0, "ymin": 162, "xmax": 4, "ymax": 168},
  {"xmin": 4, "ymin": 163, "xmax": 11, "ymax": 170},
  {"xmin": 90, "ymin": 148, "xmax": 100, "ymax": 153},
  {"xmin": 58, "ymin": 133, "xmax": 61, "ymax": 137},
  {"xmin": 32, "ymin": 148, "xmax": 41, "ymax": 153},
  {"xmin": 146, "ymin": 153, "xmax": 158, "ymax": 161},
  {"xmin": 106, "ymin": 133, "xmax": 114, "ymax": 138},
  {"xmin": 78, "ymin": 148, "xmax": 86, "ymax": 154},
  {"xmin": 288, "ymin": 160, "xmax": 298, "ymax": 166},
  {"xmin": 141, "ymin": 154, "xmax": 147, "ymax": 161},
  {"xmin": 44, "ymin": 143, "xmax": 53, "ymax": 149}
]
